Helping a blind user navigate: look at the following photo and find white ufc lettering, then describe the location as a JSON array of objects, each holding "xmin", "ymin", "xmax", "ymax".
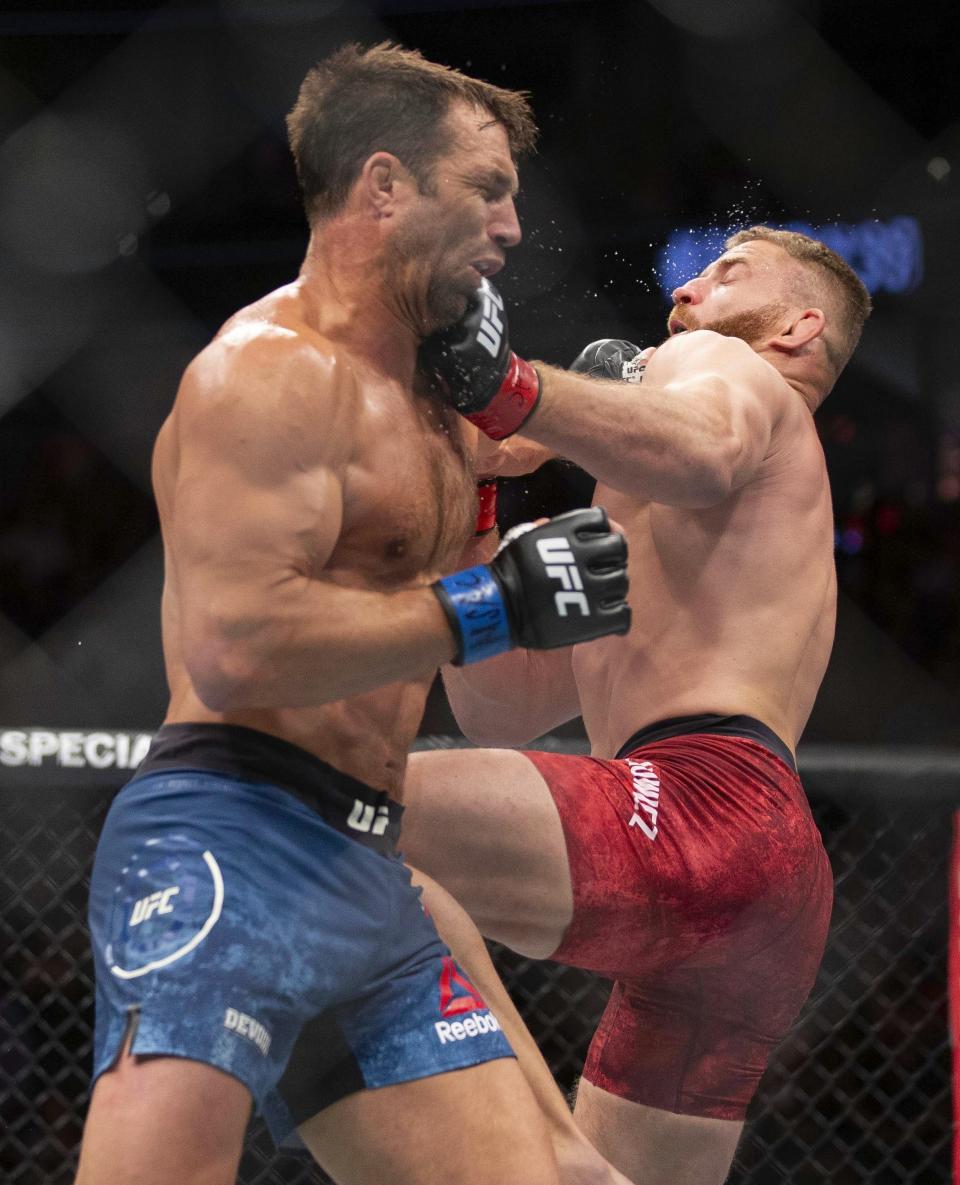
[
  {"xmin": 129, "ymin": 886, "xmax": 180, "ymax": 927},
  {"xmin": 536, "ymin": 537, "xmax": 590, "ymax": 618},
  {"xmin": 476, "ymin": 285, "xmax": 504, "ymax": 357},
  {"xmin": 347, "ymin": 799, "xmax": 390, "ymax": 836}
]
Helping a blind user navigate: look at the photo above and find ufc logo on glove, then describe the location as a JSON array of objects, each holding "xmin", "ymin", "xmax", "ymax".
[
  {"xmin": 536, "ymin": 537, "xmax": 590, "ymax": 617},
  {"xmin": 477, "ymin": 285, "xmax": 505, "ymax": 357},
  {"xmin": 432, "ymin": 507, "xmax": 628, "ymax": 664}
]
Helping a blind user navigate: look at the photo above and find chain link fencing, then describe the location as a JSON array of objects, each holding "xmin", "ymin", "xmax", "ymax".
[{"xmin": 0, "ymin": 741, "xmax": 953, "ymax": 1184}]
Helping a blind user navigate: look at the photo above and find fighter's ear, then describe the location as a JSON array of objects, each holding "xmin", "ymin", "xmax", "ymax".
[
  {"xmin": 770, "ymin": 307, "xmax": 825, "ymax": 354},
  {"xmin": 359, "ymin": 152, "xmax": 416, "ymax": 217}
]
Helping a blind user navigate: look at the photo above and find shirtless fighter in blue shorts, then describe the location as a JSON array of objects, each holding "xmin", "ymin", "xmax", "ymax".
[{"xmin": 73, "ymin": 44, "xmax": 631, "ymax": 1185}]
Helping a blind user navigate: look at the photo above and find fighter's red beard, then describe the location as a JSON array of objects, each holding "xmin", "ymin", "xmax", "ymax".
[{"xmin": 670, "ymin": 302, "xmax": 789, "ymax": 347}]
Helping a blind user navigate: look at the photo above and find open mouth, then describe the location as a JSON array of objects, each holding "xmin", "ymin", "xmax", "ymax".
[
  {"xmin": 668, "ymin": 317, "xmax": 690, "ymax": 336},
  {"xmin": 471, "ymin": 258, "xmax": 503, "ymax": 279}
]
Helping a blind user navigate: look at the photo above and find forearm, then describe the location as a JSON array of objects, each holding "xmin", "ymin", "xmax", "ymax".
[
  {"xmin": 186, "ymin": 502, "xmax": 627, "ymax": 714},
  {"xmin": 442, "ymin": 647, "xmax": 578, "ymax": 747},
  {"xmin": 187, "ymin": 577, "xmax": 455, "ymax": 711},
  {"xmin": 421, "ymin": 279, "xmax": 760, "ymax": 506},
  {"xmin": 441, "ymin": 533, "xmax": 537, "ymax": 742},
  {"xmin": 445, "ymin": 521, "xmax": 578, "ymax": 742},
  {"xmin": 477, "ymin": 431, "xmax": 555, "ymax": 478},
  {"xmin": 525, "ymin": 363, "xmax": 735, "ymax": 505}
]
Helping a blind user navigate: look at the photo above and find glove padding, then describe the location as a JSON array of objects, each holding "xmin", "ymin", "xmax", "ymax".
[
  {"xmin": 433, "ymin": 507, "xmax": 630, "ymax": 664},
  {"xmin": 569, "ymin": 338, "xmax": 646, "ymax": 382},
  {"xmin": 419, "ymin": 278, "xmax": 540, "ymax": 440}
]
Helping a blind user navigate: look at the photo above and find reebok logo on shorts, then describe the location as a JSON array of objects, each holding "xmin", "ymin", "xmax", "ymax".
[
  {"xmin": 626, "ymin": 759, "xmax": 661, "ymax": 841},
  {"xmin": 224, "ymin": 1007, "xmax": 272, "ymax": 1056},
  {"xmin": 434, "ymin": 1011, "xmax": 502, "ymax": 1045},
  {"xmin": 438, "ymin": 956, "xmax": 486, "ymax": 1016},
  {"xmin": 434, "ymin": 957, "xmax": 501, "ymax": 1042}
]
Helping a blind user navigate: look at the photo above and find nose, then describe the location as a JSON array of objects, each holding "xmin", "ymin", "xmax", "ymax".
[
  {"xmin": 671, "ymin": 278, "xmax": 703, "ymax": 306},
  {"xmin": 491, "ymin": 196, "xmax": 522, "ymax": 250}
]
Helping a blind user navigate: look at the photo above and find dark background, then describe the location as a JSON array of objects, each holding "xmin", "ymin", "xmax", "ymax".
[
  {"xmin": 0, "ymin": 8, "xmax": 956, "ymax": 1183},
  {"xmin": 1, "ymin": 0, "xmax": 959, "ymax": 748}
]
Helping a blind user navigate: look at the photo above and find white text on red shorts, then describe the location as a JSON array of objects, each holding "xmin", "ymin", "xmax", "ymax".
[{"xmin": 626, "ymin": 759, "xmax": 660, "ymax": 841}]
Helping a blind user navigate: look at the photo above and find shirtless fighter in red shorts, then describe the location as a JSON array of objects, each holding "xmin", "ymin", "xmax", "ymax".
[{"xmin": 401, "ymin": 227, "xmax": 872, "ymax": 1184}]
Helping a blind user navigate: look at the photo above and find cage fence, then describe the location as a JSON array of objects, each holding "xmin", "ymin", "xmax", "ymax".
[{"xmin": 0, "ymin": 734, "xmax": 955, "ymax": 1185}]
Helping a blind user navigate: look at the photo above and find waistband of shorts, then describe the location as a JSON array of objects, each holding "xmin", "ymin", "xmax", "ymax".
[
  {"xmin": 135, "ymin": 723, "xmax": 404, "ymax": 855},
  {"xmin": 614, "ymin": 713, "xmax": 797, "ymax": 772}
]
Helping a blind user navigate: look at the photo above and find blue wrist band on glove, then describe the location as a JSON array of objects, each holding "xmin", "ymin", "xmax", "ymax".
[{"xmin": 435, "ymin": 565, "xmax": 513, "ymax": 664}]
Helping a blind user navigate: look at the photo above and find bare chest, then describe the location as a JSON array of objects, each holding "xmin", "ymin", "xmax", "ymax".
[{"xmin": 333, "ymin": 387, "xmax": 476, "ymax": 586}]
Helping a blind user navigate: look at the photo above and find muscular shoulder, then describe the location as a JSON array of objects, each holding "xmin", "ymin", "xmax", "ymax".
[
  {"xmin": 651, "ymin": 329, "xmax": 790, "ymax": 420},
  {"xmin": 652, "ymin": 329, "xmax": 779, "ymax": 386},
  {"xmin": 175, "ymin": 319, "xmax": 359, "ymax": 475}
]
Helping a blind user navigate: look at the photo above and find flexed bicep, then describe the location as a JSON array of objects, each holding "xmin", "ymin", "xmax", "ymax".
[
  {"xmin": 160, "ymin": 331, "xmax": 354, "ymax": 706},
  {"xmin": 173, "ymin": 450, "xmax": 345, "ymax": 628}
]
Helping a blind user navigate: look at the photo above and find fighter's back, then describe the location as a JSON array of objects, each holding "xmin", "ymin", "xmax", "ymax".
[
  {"xmin": 576, "ymin": 367, "xmax": 836, "ymax": 758},
  {"xmin": 152, "ymin": 281, "xmax": 476, "ymax": 793}
]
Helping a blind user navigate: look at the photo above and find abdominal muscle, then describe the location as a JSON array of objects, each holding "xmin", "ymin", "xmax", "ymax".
[
  {"xmin": 577, "ymin": 457, "xmax": 837, "ymax": 760},
  {"xmin": 163, "ymin": 663, "xmax": 431, "ymax": 799},
  {"xmin": 159, "ymin": 568, "xmax": 433, "ymax": 799}
]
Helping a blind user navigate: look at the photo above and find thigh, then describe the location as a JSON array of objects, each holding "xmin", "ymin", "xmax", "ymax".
[
  {"xmin": 408, "ymin": 869, "xmax": 595, "ymax": 1160},
  {"xmin": 75, "ymin": 1052, "xmax": 252, "ymax": 1185},
  {"xmin": 299, "ymin": 1057, "xmax": 560, "ymax": 1185},
  {"xmin": 577, "ymin": 915, "xmax": 828, "ymax": 1174},
  {"xmin": 262, "ymin": 859, "xmax": 517, "ymax": 1145},
  {"xmin": 574, "ymin": 1078, "xmax": 742, "ymax": 1185},
  {"xmin": 402, "ymin": 748, "xmax": 574, "ymax": 957},
  {"xmin": 582, "ymin": 968, "xmax": 781, "ymax": 1134}
]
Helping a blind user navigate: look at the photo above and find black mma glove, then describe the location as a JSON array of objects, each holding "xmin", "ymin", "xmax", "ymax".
[
  {"xmin": 569, "ymin": 338, "xmax": 646, "ymax": 382},
  {"xmin": 432, "ymin": 507, "xmax": 630, "ymax": 664},
  {"xmin": 418, "ymin": 278, "xmax": 540, "ymax": 440}
]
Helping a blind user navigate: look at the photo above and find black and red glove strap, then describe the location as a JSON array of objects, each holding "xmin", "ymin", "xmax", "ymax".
[{"xmin": 465, "ymin": 357, "xmax": 541, "ymax": 441}]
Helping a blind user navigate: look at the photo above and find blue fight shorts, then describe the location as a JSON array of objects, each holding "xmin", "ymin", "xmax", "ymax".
[{"xmin": 88, "ymin": 723, "xmax": 513, "ymax": 1146}]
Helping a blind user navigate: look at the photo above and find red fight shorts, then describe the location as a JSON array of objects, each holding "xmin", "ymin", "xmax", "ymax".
[{"xmin": 522, "ymin": 716, "xmax": 833, "ymax": 1122}]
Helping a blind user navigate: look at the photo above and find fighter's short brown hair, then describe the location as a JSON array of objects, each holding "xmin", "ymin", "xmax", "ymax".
[
  {"xmin": 286, "ymin": 42, "xmax": 537, "ymax": 222},
  {"xmin": 725, "ymin": 226, "xmax": 872, "ymax": 378}
]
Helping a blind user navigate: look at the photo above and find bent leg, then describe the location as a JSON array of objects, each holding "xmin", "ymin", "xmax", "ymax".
[
  {"xmin": 402, "ymin": 748, "xmax": 574, "ymax": 956},
  {"xmin": 574, "ymin": 1079, "xmax": 742, "ymax": 1185},
  {"xmin": 74, "ymin": 1052, "xmax": 251, "ymax": 1185},
  {"xmin": 410, "ymin": 867, "xmax": 631, "ymax": 1185},
  {"xmin": 299, "ymin": 1058, "xmax": 560, "ymax": 1185}
]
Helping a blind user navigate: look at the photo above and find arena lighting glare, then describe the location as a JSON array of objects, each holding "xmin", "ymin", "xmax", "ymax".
[{"xmin": 656, "ymin": 216, "xmax": 923, "ymax": 299}]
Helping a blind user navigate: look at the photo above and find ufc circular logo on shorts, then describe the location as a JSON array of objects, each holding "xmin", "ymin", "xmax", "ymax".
[{"xmin": 106, "ymin": 841, "xmax": 223, "ymax": 979}]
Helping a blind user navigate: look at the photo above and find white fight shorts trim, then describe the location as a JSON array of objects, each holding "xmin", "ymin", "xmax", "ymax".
[{"xmin": 109, "ymin": 850, "xmax": 224, "ymax": 980}]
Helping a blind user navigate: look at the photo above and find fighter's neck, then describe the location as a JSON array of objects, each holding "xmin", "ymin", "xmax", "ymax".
[
  {"xmin": 292, "ymin": 277, "xmax": 420, "ymax": 382},
  {"xmin": 296, "ymin": 234, "xmax": 420, "ymax": 380},
  {"xmin": 780, "ymin": 371, "xmax": 826, "ymax": 414},
  {"xmin": 753, "ymin": 344, "xmax": 826, "ymax": 414}
]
